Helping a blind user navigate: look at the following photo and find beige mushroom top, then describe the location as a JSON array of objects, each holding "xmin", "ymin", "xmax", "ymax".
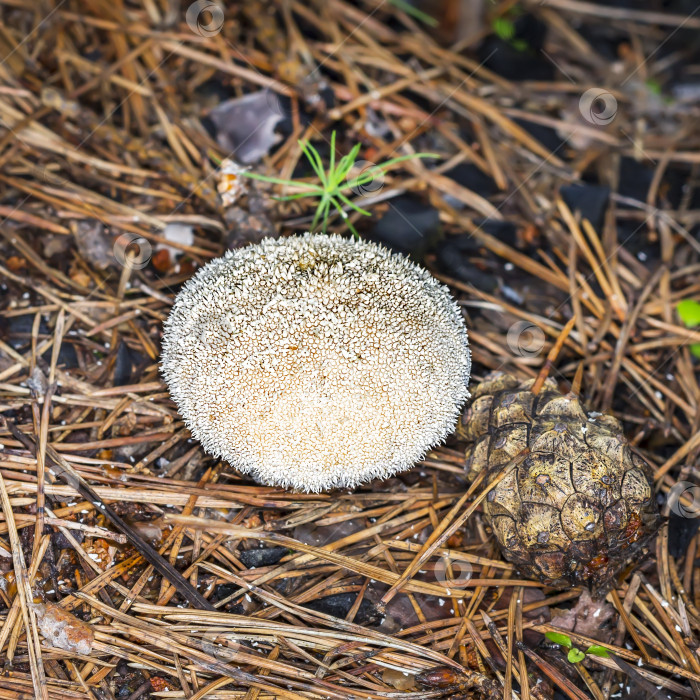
[{"xmin": 161, "ymin": 233, "xmax": 471, "ymax": 491}]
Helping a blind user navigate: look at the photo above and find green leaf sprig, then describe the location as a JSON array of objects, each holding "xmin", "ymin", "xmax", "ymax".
[
  {"xmin": 238, "ymin": 131, "xmax": 436, "ymax": 238},
  {"xmin": 677, "ymin": 299, "xmax": 700, "ymax": 359},
  {"xmin": 545, "ymin": 631, "xmax": 610, "ymax": 664}
]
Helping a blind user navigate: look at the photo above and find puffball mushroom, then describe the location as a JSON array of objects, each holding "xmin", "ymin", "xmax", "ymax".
[{"xmin": 161, "ymin": 233, "xmax": 471, "ymax": 492}]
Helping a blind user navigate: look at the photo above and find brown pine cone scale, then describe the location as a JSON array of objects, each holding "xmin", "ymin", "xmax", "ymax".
[{"xmin": 457, "ymin": 373, "xmax": 660, "ymax": 588}]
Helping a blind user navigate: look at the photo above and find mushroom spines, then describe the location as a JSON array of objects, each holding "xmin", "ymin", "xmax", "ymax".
[{"xmin": 161, "ymin": 233, "xmax": 470, "ymax": 492}]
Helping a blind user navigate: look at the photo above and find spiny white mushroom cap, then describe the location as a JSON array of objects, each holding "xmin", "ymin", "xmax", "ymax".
[{"xmin": 161, "ymin": 233, "xmax": 471, "ymax": 492}]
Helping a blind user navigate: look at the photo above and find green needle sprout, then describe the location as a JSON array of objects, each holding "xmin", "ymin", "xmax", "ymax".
[{"xmin": 238, "ymin": 131, "xmax": 436, "ymax": 238}]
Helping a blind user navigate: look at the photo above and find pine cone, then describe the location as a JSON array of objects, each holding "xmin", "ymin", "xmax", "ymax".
[{"xmin": 457, "ymin": 373, "xmax": 660, "ymax": 588}]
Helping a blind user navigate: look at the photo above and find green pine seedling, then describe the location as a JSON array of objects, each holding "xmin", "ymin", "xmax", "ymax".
[
  {"xmin": 646, "ymin": 79, "xmax": 662, "ymax": 96},
  {"xmin": 544, "ymin": 632, "xmax": 572, "ymax": 648},
  {"xmin": 677, "ymin": 299, "xmax": 700, "ymax": 359},
  {"xmin": 545, "ymin": 632, "xmax": 610, "ymax": 664},
  {"xmin": 567, "ymin": 648, "xmax": 586, "ymax": 664},
  {"xmin": 388, "ymin": 0, "xmax": 438, "ymax": 27},
  {"xmin": 491, "ymin": 6, "xmax": 529, "ymax": 52},
  {"xmin": 238, "ymin": 131, "xmax": 436, "ymax": 239},
  {"xmin": 492, "ymin": 17, "xmax": 516, "ymax": 41}
]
